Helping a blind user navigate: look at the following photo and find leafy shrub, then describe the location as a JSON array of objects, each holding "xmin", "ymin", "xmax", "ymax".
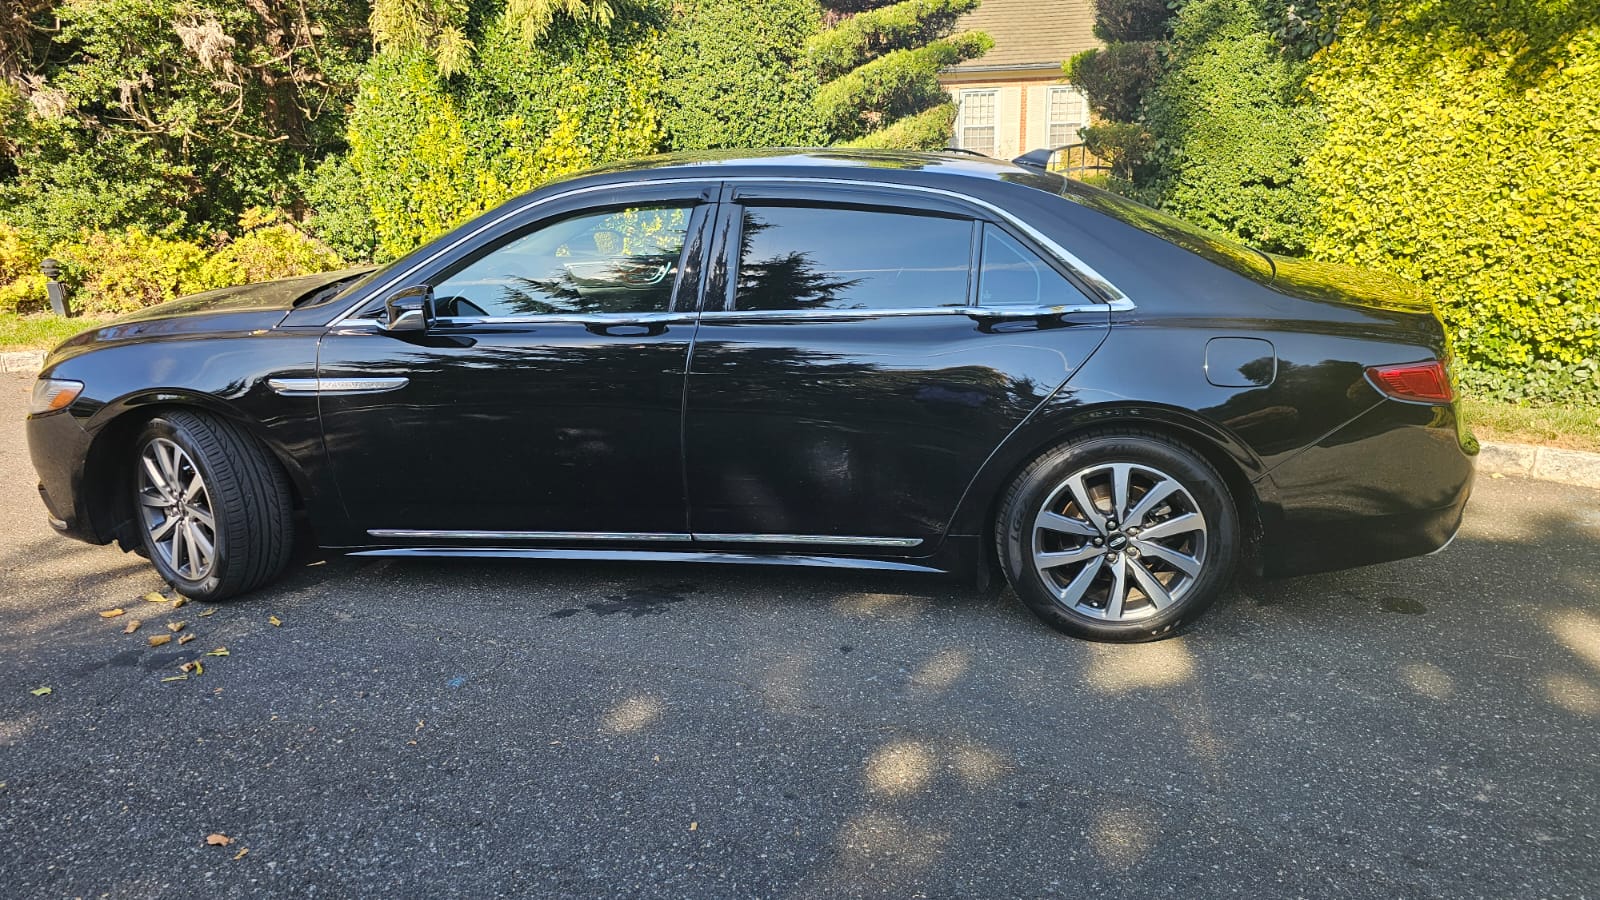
[
  {"xmin": 0, "ymin": 223, "xmax": 47, "ymax": 314},
  {"xmin": 1306, "ymin": 18, "xmax": 1600, "ymax": 404},
  {"xmin": 840, "ymin": 101, "xmax": 956, "ymax": 149},
  {"xmin": 662, "ymin": 0, "xmax": 825, "ymax": 151},
  {"xmin": 807, "ymin": 0, "xmax": 978, "ymax": 81},
  {"xmin": 197, "ymin": 219, "xmax": 344, "ymax": 287},
  {"xmin": 1139, "ymin": 0, "xmax": 1321, "ymax": 254},
  {"xmin": 1091, "ymin": 0, "xmax": 1173, "ymax": 43},
  {"xmin": 52, "ymin": 229, "xmax": 213, "ymax": 315},
  {"xmin": 302, "ymin": 154, "xmax": 381, "ymax": 261},
  {"xmin": 815, "ymin": 31, "xmax": 991, "ymax": 140},
  {"xmin": 346, "ymin": 20, "xmax": 666, "ymax": 261},
  {"xmin": 1065, "ymin": 42, "xmax": 1161, "ymax": 122},
  {"xmin": 1079, "ymin": 122, "xmax": 1153, "ymax": 181}
]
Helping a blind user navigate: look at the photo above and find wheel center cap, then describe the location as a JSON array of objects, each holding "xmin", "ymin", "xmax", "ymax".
[{"xmin": 1107, "ymin": 533, "xmax": 1129, "ymax": 551}]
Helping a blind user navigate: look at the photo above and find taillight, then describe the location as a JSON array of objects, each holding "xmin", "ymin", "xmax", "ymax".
[{"xmin": 1365, "ymin": 360, "xmax": 1453, "ymax": 404}]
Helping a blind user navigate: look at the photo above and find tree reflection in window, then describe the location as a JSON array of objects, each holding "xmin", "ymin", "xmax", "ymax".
[
  {"xmin": 431, "ymin": 205, "xmax": 691, "ymax": 317},
  {"xmin": 734, "ymin": 206, "xmax": 972, "ymax": 312}
]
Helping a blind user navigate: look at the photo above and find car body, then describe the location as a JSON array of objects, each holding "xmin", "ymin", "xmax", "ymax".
[{"xmin": 25, "ymin": 150, "xmax": 1475, "ymax": 640}]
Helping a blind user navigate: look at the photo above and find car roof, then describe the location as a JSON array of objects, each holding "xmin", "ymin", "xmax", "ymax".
[{"xmin": 558, "ymin": 148, "xmax": 1066, "ymax": 195}]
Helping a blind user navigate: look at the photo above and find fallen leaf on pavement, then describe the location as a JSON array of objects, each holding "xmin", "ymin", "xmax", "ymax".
[
  {"xmin": 179, "ymin": 661, "xmax": 203, "ymax": 676},
  {"xmin": 170, "ymin": 597, "xmax": 188, "ymax": 609},
  {"xmin": 161, "ymin": 675, "xmax": 187, "ymax": 682},
  {"xmin": 178, "ymin": 633, "xmax": 196, "ymax": 645},
  {"xmin": 143, "ymin": 592, "xmax": 168, "ymax": 604},
  {"xmin": 147, "ymin": 634, "xmax": 172, "ymax": 647},
  {"xmin": 167, "ymin": 621, "xmax": 186, "ymax": 633},
  {"xmin": 1490, "ymin": 472, "xmax": 1505, "ymax": 479},
  {"xmin": 99, "ymin": 608, "xmax": 125, "ymax": 619},
  {"xmin": 268, "ymin": 615, "xmax": 282, "ymax": 627},
  {"xmin": 29, "ymin": 686, "xmax": 51, "ymax": 696},
  {"xmin": 233, "ymin": 848, "xmax": 249, "ymax": 860},
  {"xmin": 206, "ymin": 833, "xmax": 232, "ymax": 846},
  {"xmin": 206, "ymin": 647, "xmax": 229, "ymax": 657},
  {"xmin": 689, "ymin": 821, "xmax": 698, "ymax": 831},
  {"xmin": 122, "ymin": 619, "xmax": 141, "ymax": 634},
  {"xmin": 198, "ymin": 608, "xmax": 217, "ymax": 618}
]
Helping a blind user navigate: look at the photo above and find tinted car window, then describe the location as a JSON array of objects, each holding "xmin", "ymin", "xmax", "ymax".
[
  {"xmin": 735, "ymin": 205, "xmax": 972, "ymax": 312},
  {"xmin": 978, "ymin": 225, "xmax": 1092, "ymax": 307},
  {"xmin": 432, "ymin": 205, "xmax": 693, "ymax": 317}
]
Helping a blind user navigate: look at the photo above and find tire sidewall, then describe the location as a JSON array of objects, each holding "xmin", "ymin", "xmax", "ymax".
[
  {"xmin": 135, "ymin": 417, "xmax": 230, "ymax": 598},
  {"xmin": 1000, "ymin": 434, "xmax": 1239, "ymax": 641}
]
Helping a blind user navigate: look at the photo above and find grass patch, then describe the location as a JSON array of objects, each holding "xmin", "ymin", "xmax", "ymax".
[
  {"xmin": 1463, "ymin": 397, "xmax": 1600, "ymax": 453},
  {"xmin": 0, "ymin": 313, "xmax": 109, "ymax": 352}
]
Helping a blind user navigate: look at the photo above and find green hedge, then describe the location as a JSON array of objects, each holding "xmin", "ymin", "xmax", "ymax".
[
  {"xmin": 1140, "ymin": 0, "xmax": 1320, "ymax": 255},
  {"xmin": 1306, "ymin": 21, "xmax": 1600, "ymax": 403}
]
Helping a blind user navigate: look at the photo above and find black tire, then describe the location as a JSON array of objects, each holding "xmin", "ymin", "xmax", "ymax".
[
  {"xmin": 132, "ymin": 410, "xmax": 294, "ymax": 601},
  {"xmin": 995, "ymin": 429, "xmax": 1240, "ymax": 642}
]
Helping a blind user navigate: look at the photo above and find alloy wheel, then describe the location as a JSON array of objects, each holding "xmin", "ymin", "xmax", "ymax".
[
  {"xmin": 1031, "ymin": 462, "xmax": 1209, "ymax": 621},
  {"xmin": 136, "ymin": 437, "xmax": 218, "ymax": 582}
]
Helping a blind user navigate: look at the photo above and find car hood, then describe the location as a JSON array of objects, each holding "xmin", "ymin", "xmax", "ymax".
[{"xmin": 50, "ymin": 268, "xmax": 372, "ymax": 358}]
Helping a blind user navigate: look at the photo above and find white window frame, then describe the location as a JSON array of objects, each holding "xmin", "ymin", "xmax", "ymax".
[
  {"xmin": 957, "ymin": 89, "xmax": 999, "ymax": 157},
  {"xmin": 1046, "ymin": 85, "xmax": 1088, "ymax": 149}
]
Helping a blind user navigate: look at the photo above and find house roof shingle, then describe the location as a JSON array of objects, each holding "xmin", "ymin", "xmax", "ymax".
[{"xmin": 950, "ymin": 0, "xmax": 1100, "ymax": 70}]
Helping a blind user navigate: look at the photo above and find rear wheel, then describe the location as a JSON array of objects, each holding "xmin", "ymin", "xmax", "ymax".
[
  {"xmin": 133, "ymin": 410, "xmax": 294, "ymax": 601},
  {"xmin": 996, "ymin": 430, "xmax": 1240, "ymax": 641}
]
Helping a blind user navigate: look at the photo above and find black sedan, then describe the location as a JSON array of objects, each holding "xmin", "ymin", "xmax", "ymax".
[{"xmin": 25, "ymin": 150, "xmax": 1475, "ymax": 641}]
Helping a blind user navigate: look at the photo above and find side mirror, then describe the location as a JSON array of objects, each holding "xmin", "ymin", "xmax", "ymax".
[{"xmin": 383, "ymin": 284, "xmax": 434, "ymax": 333}]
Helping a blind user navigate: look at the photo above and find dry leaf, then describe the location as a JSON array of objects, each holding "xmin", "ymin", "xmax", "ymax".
[
  {"xmin": 179, "ymin": 661, "xmax": 203, "ymax": 676},
  {"xmin": 233, "ymin": 848, "xmax": 249, "ymax": 860},
  {"xmin": 1490, "ymin": 472, "xmax": 1506, "ymax": 479},
  {"xmin": 206, "ymin": 833, "xmax": 232, "ymax": 846},
  {"xmin": 198, "ymin": 608, "xmax": 218, "ymax": 618},
  {"xmin": 167, "ymin": 621, "xmax": 186, "ymax": 633},
  {"xmin": 99, "ymin": 608, "xmax": 125, "ymax": 619},
  {"xmin": 161, "ymin": 675, "xmax": 188, "ymax": 682},
  {"xmin": 268, "ymin": 615, "xmax": 282, "ymax": 627},
  {"xmin": 143, "ymin": 592, "xmax": 168, "ymax": 604},
  {"xmin": 207, "ymin": 647, "xmax": 229, "ymax": 657},
  {"xmin": 178, "ymin": 633, "xmax": 196, "ymax": 645},
  {"xmin": 29, "ymin": 686, "xmax": 51, "ymax": 696},
  {"xmin": 123, "ymin": 619, "xmax": 141, "ymax": 634},
  {"xmin": 170, "ymin": 597, "xmax": 188, "ymax": 609},
  {"xmin": 689, "ymin": 821, "xmax": 698, "ymax": 831},
  {"xmin": 147, "ymin": 634, "xmax": 172, "ymax": 647}
]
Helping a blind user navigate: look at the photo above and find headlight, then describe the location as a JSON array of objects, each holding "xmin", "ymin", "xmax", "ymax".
[{"xmin": 29, "ymin": 378, "xmax": 84, "ymax": 415}]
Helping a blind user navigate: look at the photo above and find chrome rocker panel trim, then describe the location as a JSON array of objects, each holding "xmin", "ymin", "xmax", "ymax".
[
  {"xmin": 366, "ymin": 529, "xmax": 922, "ymax": 547},
  {"xmin": 347, "ymin": 546, "xmax": 945, "ymax": 574}
]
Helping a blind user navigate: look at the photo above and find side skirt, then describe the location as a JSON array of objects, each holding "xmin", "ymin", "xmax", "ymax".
[{"xmin": 345, "ymin": 546, "xmax": 950, "ymax": 574}]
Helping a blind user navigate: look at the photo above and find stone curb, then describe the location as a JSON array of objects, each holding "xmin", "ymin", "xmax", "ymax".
[
  {"xmin": 0, "ymin": 350, "xmax": 45, "ymax": 374},
  {"xmin": 3, "ymin": 347, "xmax": 1597, "ymax": 488}
]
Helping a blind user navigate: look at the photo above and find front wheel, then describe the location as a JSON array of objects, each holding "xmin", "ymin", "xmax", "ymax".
[
  {"xmin": 133, "ymin": 410, "xmax": 294, "ymax": 601},
  {"xmin": 996, "ymin": 430, "xmax": 1240, "ymax": 642}
]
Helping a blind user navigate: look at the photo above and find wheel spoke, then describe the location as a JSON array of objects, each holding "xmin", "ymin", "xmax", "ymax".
[
  {"xmin": 1105, "ymin": 555, "xmax": 1128, "ymax": 619},
  {"xmin": 187, "ymin": 520, "xmax": 213, "ymax": 572},
  {"xmin": 171, "ymin": 521, "xmax": 188, "ymax": 577},
  {"xmin": 1065, "ymin": 473, "xmax": 1105, "ymax": 531},
  {"xmin": 1055, "ymin": 556, "xmax": 1104, "ymax": 609},
  {"xmin": 189, "ymin": 505, "xmax": 215, "ymax": 530},
  {"xmin": 1124, "ymin": 479, "xmax": 1179, "ymax": 528},
  {"xmin": 1127, "ymin": 558, "xmax": 1175, "ymax": 610},
  {"xmin": 183, "ymin": 471, "xmax": 205, "ymax": 502},
  {"xmin": 1136, "ymin": 511, "xmax": 1204, "ymax": 542},
  {"xmin": 1136, "ymin": 541, "xmax": 1202, "ymax": 577},
  {"xmin": 1036, "ymin": 545, "xmax": 1103, "ymax": 569},
  {"xmin": 1037, "ymin": 511, "xmax": 1100, "ymax": 538},
  {"xmin": 149, "ymin": 514, "xmax": 177, "ymax": 542},
  {"xmin": 1111, "ymin": 464, "xmax": 1132, "ymax": 522},
  {"xmin": 142, "ymin": 455, "xmax": 170, "ymax": 496},
  {"xmin": 138, "ymin": 491, "xmax": 168, "ymax": 508},
  {"xmin": 158, "ymin": 443, "xmax": 180, "ymax": 486}
]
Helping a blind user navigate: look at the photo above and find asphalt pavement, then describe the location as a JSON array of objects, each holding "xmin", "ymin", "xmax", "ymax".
[{"xmin": 1, "ymin": 371, "xmax": 1597, "ymax": 899}]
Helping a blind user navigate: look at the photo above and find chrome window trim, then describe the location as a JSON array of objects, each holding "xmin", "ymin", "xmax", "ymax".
[
  {"xmin": 268, "ymin": 377, "xmax": 410, "ymax": 396},
  {"xmin": 430, "ymin": 311, "xmax": 699, "ymax": 328},
  {"xmin": 697, "ymin": 306, "xmax": 968, "ymax": 321},
  {"xmin": 327, "ymin": 175, "xmax": 1135, "ymax": 328},
  {"xmin": 366, "ymin": 529, "xmax": 923, "ymax": 548}
]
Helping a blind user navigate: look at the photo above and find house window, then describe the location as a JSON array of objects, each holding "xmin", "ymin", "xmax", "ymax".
[
  {"xmin": 958, "ymin": 90, "xmax": 998, "ymax": 157},
  {"xmin": 1047, "ymin": 86, "xmax": 1088, "ymax": 148}
]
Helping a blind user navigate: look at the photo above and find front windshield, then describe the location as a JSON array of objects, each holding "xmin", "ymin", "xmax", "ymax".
[{"xmin": 1054, "ymin": 179, "xmax": 1275, "ymax": 282}]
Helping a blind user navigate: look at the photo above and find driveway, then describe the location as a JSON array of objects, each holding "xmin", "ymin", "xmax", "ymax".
[{"xmin": 0, "ymin": 371, "xmax": 1596, "ymax": 898}]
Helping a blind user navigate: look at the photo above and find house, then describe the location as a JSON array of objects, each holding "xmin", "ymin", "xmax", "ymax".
[{"xmin": 940, "ymin": 0, "xmax": 1099, "ymax": 161}]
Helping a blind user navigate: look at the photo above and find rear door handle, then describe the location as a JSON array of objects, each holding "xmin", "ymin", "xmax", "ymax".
[{"xmin": 962, "ymin": 305, "xmax": 1097, "ymax": 321}]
